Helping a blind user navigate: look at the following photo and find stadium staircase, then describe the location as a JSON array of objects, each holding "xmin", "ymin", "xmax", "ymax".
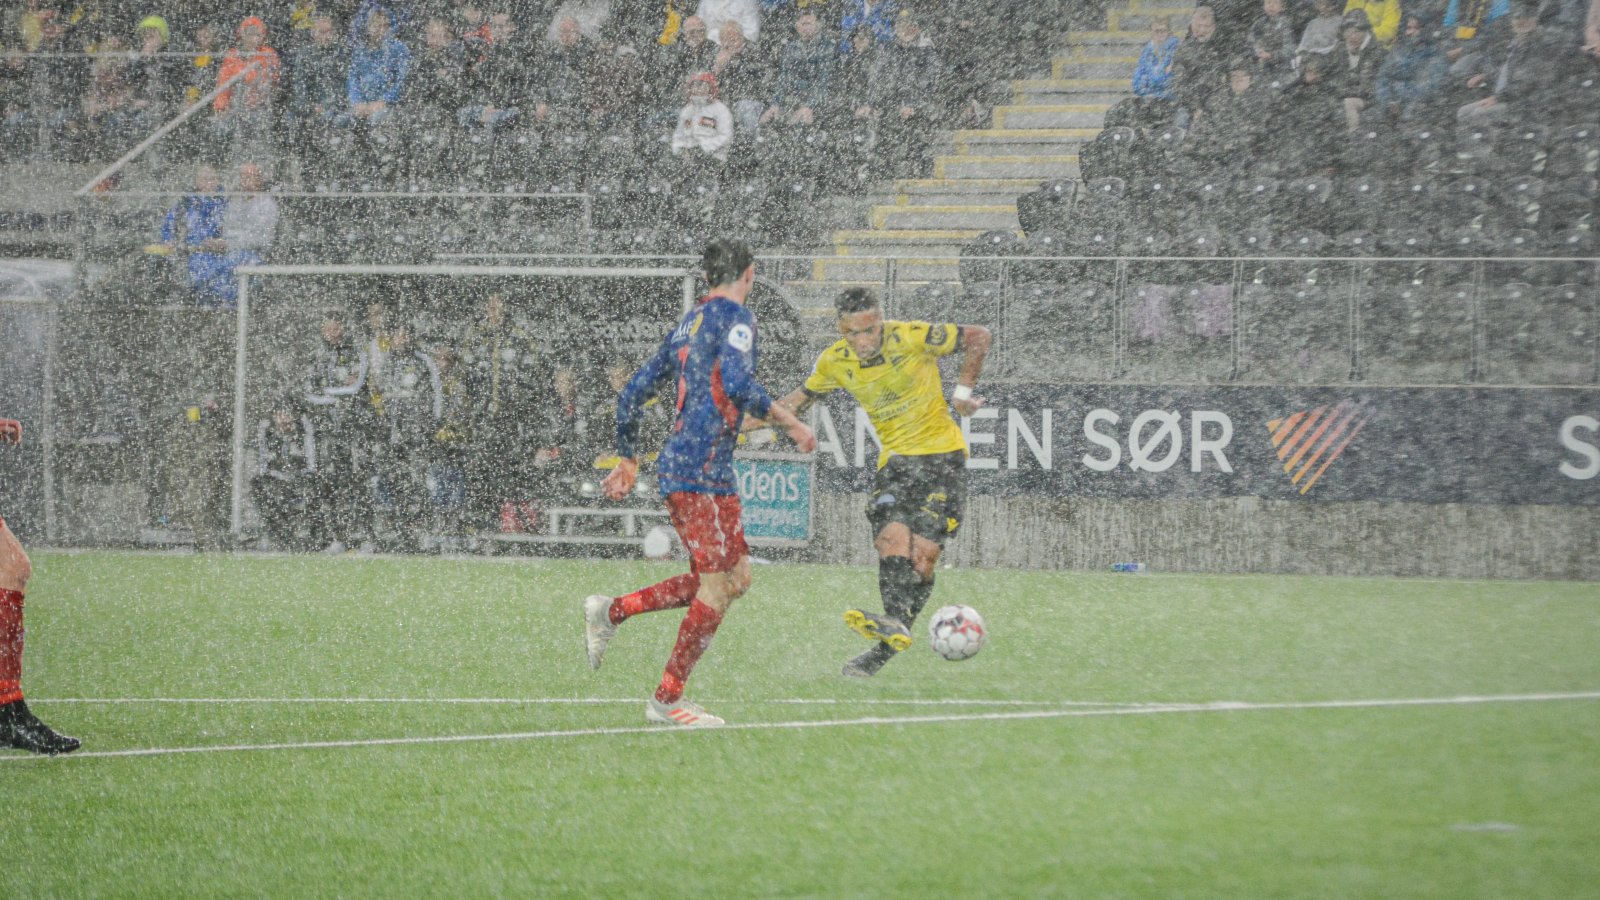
[{"xmin": 812, "ymin": 1, "xmax": 1194, "ymax": 288}]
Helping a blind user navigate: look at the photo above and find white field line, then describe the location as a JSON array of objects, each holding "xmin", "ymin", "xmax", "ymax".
[
  {"xmin": 4, "ymin": 691, "xmax": 1598, "ymax": 764},
  {"xmin": 30, "ymin": 697, "xmax": 1132, "ymax": 707}
]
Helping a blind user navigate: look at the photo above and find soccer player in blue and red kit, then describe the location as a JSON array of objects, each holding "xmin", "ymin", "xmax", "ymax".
[
  {"xmin": 583, "ymin": 238, "xmax": 816, "ymax": 727},
  {"xmin": 0, "ymin": 416, "xmax": 80, "ymax": 754}
]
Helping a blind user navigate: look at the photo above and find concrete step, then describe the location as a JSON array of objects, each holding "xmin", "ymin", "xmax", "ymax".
[
  {"xmin": 830, "ymin": 228, "xmax": 989, "ymax": 257},
  {"xmin": 1064, "ymin": 29, "xmax": 1155, "ymax": 48},
  {"xmin": 1109, "ymin": 8, "xmax": 1196, "ymax": 31},
  {"xmin": 934, "ymin": 154, "xmax": 1081, "ymax": 180},
  {"xmin": 991, "ymin": 105, "xmax": 1111, "ymax": 130},
  {"xmin": 811, "ymin": 256, "xmax": 962, "ymax": 284},
  {"xmin": 876, "ymin": 178, "xmax": 1042, "ymax": 208},
  {"xmin": 1051, "ymin": 56, "xmax": 1142, "ymax": 79},
  {"xmin": 869, "ymin": 204, "xmax": 1020, "ymax": 231},
  {"xmin": 946, "ymin": 127, "xmax": 1102, "ymax": 157},
  {"xmin": 1011, "ymin": 79, "xmax": 1131, "ymax": 107}
]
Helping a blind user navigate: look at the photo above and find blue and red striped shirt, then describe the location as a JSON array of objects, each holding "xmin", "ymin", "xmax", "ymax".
[{"xmin": 617, "ymin": 294, "xmax": 773, "ymax": 496}]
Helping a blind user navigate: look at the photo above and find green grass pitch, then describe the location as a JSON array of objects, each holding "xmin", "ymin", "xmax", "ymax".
[{"xmin": 5, "ymin": 551, "xmax": 1600, "ymax": 897}]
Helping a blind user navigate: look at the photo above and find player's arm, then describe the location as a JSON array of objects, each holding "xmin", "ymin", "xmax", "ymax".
[
  {"xmin": 768, "ymin": 351, "xmax": 840, "ymax": 421},
  {"xmin": 0, "ymin": 417, "xmax": 21, "ymax": 445},
  {"xmin": 604, "ymin": 339, "xmax": 675, "ymax": 500},
  {"xmin": 951, "ymin": 324, "xmax": 992, "ymax": 417},
  {"xmin": 719, "ymin": 317, "xmax": 816, "ymax": 453}
]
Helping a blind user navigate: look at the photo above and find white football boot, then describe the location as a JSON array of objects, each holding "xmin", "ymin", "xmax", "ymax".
[
  {"xmin": 583, "ymin": 594, "xmax": 618, "ymax": 670},
  {"xmin": 645, "ymin": 698, "xmax": 725, "ymax": 727}
]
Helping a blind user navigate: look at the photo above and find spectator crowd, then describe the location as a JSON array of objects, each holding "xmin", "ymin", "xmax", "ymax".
[
  {"xmin": 251, "ymin": 288, "xmax": 675, "ymax": 553},
  {"xmin": 2, "ymin": 0, "xmax": 1084, "ymax": 189},
  {"xmin": 1128, "ymin": 0, "xmax": 1598, "ymax": 143}
]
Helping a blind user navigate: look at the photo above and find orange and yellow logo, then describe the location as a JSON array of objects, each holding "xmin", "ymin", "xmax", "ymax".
[{"xmin": 1266, "ymin": 400, "xmax": 1375, "ymax": 495}]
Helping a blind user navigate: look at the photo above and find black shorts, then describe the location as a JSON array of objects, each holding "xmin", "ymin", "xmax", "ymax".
[{"xmin": 866, "ymin": 450, "xmax": 967, "ymax": 545}]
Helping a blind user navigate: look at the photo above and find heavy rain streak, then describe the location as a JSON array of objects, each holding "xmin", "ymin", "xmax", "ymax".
[{"xmin": 2, "ymin": 0, "xmax": 1599, "ymax": 895}]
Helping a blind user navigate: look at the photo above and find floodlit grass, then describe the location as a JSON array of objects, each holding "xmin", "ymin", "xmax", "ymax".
[{"xmin": 6, "ymin": 552, "xmax": 1600, "ymax": 897}]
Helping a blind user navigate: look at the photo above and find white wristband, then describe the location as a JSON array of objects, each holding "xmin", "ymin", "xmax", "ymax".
[{"xmin": 951, "ymin": 384, "xmax": 973, "ymax": 403}]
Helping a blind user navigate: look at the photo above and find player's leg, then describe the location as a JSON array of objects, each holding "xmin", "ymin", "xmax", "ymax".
[
  {"xmin": 0, "ymin": 517, "xmax": 80, "ymax": 755},
  {"xmin": 645, "ymin": 493, "xmax": 748, "ymax": 727},
  {"xmin": 899, "ymin": 452, "xmax": 967, "ymax": 634},
  {"xmin": 844, "ymin": 459, "xmax": 917, "ymax": 651},
  {"xmin": 844, "ymin": 454, "xmax": 964, "ymax": 677},
  {"xmin": 583, "ymin": 570, "xmax": 700, "ymax": 670}
]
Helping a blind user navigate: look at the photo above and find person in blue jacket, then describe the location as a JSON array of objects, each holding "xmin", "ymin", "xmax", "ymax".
[
  {"xmin": 1133, "ymin": 16, "xmax": 1182, "ymax": 100},
  {"xmin": 345, "ymin": 11, "xmax": 410, "ymax": 128}
]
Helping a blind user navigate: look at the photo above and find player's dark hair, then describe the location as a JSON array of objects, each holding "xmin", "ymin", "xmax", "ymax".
[
  {"xmin": 703, "ymin": 237, "xmax": 754, "ymax": 287},
  {"xmin": 835, "ymin": 287, "xmax": 880, "ymax": 316}
]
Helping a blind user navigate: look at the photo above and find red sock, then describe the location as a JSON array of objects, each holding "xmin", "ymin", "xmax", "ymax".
[
  {"xmin": 654, "ymin": 599, "xmax": 724, "ymax": 704},
  {"xmin": 609, "ymin": 573, "xmax": 699, "ymax": 625},
  {"xmin": 0, "ymin": 589, "xmax": 23, "ymax": 705}
]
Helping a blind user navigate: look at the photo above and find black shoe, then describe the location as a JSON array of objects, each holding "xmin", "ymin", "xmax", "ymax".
[
  {"xmin": 0, "ymin": 699, "xmax": 82, "ymax": 755},
  {"xmin": 843, "ymin": 609, "xmax": 913, "ymax": 652},
  {"xmin": 841, "ymin": 645, "xmax": 896, "ymax": 678}
]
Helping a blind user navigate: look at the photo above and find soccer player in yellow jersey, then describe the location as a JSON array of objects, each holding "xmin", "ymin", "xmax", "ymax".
[{"xmin": 774, "ymin": 287, "xmax": 991, "ymax": 677}]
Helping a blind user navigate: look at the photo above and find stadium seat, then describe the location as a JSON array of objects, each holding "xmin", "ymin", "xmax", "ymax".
[
  {"xmin": 1120, "ymin": 227, "xmax": 1172, "ymax": 259},
  {"xmin": 589, "ymin": 131, "xmax": 644, "ymax": 181},
  {"xmin": 789, "ymin": 128, "xmax": 833, "ymax": 184},
  {"xmin": 1128, "ymin": 281, "xmax": 1178, "ymax": 343},
  {"xmin": 1187, "ymin": 174, "xmax": 1231, "ymax": 223},
  {"xmin": 1391, "ymin": 174, "xmax": 1439, "ymax": 222},
  {"xmin": 1497, "ymin": 175, "xmax": 1545, "ymax": 232},
  {"xmin": 714, "ymin": 176, "xmax": 771, "ymax": 236},
  {"xmin": 1542, "ymin": 177, "xmax": 1596, "ymax": 233},
  {"xmin": 826, "ymin": 126, "xmax": 876, "ymax": 194},
  {"xmin": 959, "ymin": 229, "xmax": 1025, "ymax": 284},
  {"xmin": 404, "ymin": 124, "xmax": 454, "ymax": 187},
  {"xmin": 1544, "ymin": 228, "xmax": 1598, "ymax": 284},
  {"xmin": 1016, "ymin": 179, "xmax": 1076, "ymax": 236},
  {"xmin": 1129, "ymin": 178, "xmax": 1183, "ymax": 232},
  {"xmin": 1014, "ymin": 230, "xmax": 1072, "ymax": 282},
  {"xmin": 902, "ymin": 282, "xmax": 959, "ymax": 322},
  {"xmin": 1066, "ymin": 220, "xmax": 1121, "ymax": 258},
  {"xmin": 1078, "ymin": 127, "xmax": 1138, "ymax": 183},
  {"xmin": 1231, "ymin": 227, "xmax": 1275, "ymax": 258},
  {"xmin": 365, "ymin": 128, "xmax": 404, "ymax": 189},
  {"xmin": 492, "ymin": 128, "xmax": 544, "ymax": 187},
  {"xmin": 1341, "ymin": 127, "xmax": 1394, "ymax": 177},
  {"xmin": 1228, "ymin": 177, "xmax": 1279, "ymax": 232},
  {"xmin": 1452, "ymin": 123, "xmax": 1499, "ymax": 175},
  {"xmin": 1546, "ymin": 123, "xmax": 1600, "ymax": 178},
  {"xmin": 762, "ymin": 176, "xmax": 817, "ymax": 244},
  {"xmin": 1008, "ymin": 281, "xmax": 1112, "ymax": 380},
  {"xmin": 1239, "ymin": 282, "xmax": 1347, "ymax": 383},
  {"xmin": 1440, "ymin": 225, "xmax": 1493, "ymax": 258},
  {"xmin": 585, "ymin": 173, "xmax": 629, "ymax": 230},
  {"xmin": 954, "ymin": 281, "xmax": 1002, "ymax": 320},
  {"xmin": 1380, "ymin": 227, "xmax": 1437, "ymax": 259},
  {"xmin": 1336, "ymin": 229, "xmax": 1380, "ymax": 257},
  {"xmin": 1276, "ymin": 176, "xmax": 1333, "ymax": 227},
  {"xmin": 1359, "ymin": 281, "xmax": 1469, "ymax": 382},
  {"xmin": 1175, "ymin": 226, "xmax": 1223, "ymax": 259},
  {"xmin": 1137, "ymin": 124, "xmax": 1188, "ymax": 180},
  {"xmin": 1495, "ymin": 123, "xmax": 1551, "ymax": 176},
  {"xmin": 1335, "ymin": 175, "xmax": 1386, "ymax": 234},
  {"xmin": 1401, "ymin": 124, "xmax": 1447, "ymax": 175},
  {"xmin": 1279, "ymin": 229, "xmax": 1332, "ymax": 258},
  {"xmin": 1075, "ymin": 177, "xmax": 1129, "ymax": 234},
  {"xmin": 1440, "ymin": 176, "xmax": 1494, "ymax": 228}
]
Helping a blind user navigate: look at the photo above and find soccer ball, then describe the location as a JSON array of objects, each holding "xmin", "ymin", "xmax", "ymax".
[{"xmin": 928, "ymin": 605, "xmax": 985, "ymax": 661}]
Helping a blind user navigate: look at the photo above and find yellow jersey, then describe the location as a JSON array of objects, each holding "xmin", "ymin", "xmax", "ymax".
[{"xmin": 803, "ymin": 320, "xmax": 967, "ymax": 468}]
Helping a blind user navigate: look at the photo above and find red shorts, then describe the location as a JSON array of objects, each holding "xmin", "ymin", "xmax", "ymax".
[{"xmin": 665, "ymin": 492, "xmax": 747, "ymax": 575}]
